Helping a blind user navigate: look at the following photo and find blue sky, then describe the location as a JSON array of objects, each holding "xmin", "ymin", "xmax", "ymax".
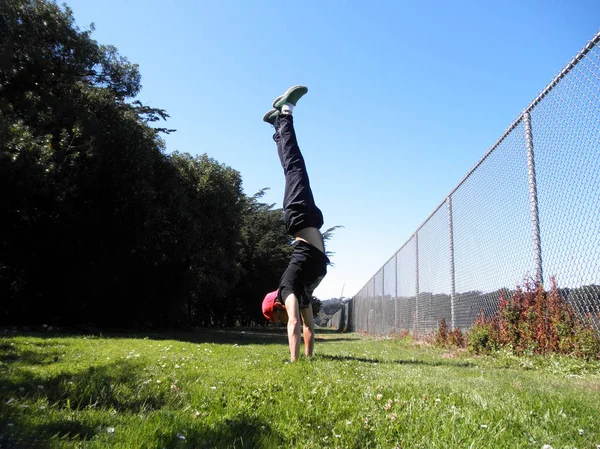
[{"xmin": 65, "ymin": 0, "xmax": 600, "ymax": 300}]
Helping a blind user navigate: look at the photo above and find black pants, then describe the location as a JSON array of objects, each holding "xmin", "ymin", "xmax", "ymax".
[
  {"xmin": 273, "ymin": 114, "xmax": 324, "ymax": 235},
  {"xmin": 273, "ymin": 114, "xmax": 329, "ymax": 308}
]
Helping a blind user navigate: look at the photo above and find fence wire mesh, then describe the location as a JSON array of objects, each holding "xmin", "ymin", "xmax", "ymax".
[{"xmin": 351, "ymin": 30, "xmax": 600, "ymax": 335}]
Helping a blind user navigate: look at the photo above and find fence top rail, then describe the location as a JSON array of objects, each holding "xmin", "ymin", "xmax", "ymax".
[{"xmin": 383, "ymin": 28, "xmax": 600, "ymax": 272}]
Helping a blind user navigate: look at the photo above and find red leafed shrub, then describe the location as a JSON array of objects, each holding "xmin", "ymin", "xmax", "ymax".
[
  {"xmin": 434, "ymin": 317, "xmax": 467, "ymax": 348},
  {"xmin": 434, "ymin": 318, "xmax": 449, "ymax": 347},
  {"xmin": 463, "ymin": 277, "xmax": 600, "ymax": 360}
]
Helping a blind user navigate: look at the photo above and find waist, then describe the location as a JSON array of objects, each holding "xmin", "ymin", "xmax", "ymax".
[{"xmin": 294, "ymin": 227, "xmax": 325, "ymax": 253}]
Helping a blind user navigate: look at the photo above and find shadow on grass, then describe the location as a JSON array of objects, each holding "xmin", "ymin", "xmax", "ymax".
[
  {"xmin": 2, "ymin": 326, "xmax": 357, "ymax": 347},
  {"xmin": 1, "ymin": 358, "xmax": 176, "ymax": 412},
  {"xmin": 0, "ymin": 345, "xmax": 63, "ymax": 366},
  {"xmin": 139, "ymin": 328, "xmax": 360, "ymax": 346},
  {"xmin": 0, "ymin": 398, "xmax": 103, "ymax": 449},
  {"xmin": 159, "ymin": 415, "xmax": 284, "ymax": 449},
  {"xmin": 317, "ymin": 353, "xmax": 475, "ymax": 368},
  {"xmin": 0, "ymin": 356, "xmax": 181, "ymax": 448}
]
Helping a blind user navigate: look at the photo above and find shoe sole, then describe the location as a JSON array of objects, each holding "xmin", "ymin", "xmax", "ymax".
[
  {"xmin": 262, "ymin": 108, "xmax": 279, "ymax": 124},
  {"xmin": 272, "ymin": 85, "xmax": 308, "ymax": 109}
]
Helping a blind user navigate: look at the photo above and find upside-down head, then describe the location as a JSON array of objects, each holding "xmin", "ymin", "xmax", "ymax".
[{"xmin": 262, "ymin": 290, "xmax": 289, "ymax": 323}]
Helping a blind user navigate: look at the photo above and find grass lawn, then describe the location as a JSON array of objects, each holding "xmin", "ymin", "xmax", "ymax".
[{"xmin": 1, "ymin": 327, "xmax": 599, "ymax": 448}]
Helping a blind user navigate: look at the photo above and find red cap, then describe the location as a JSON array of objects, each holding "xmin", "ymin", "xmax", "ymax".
[{"xmin": 262, "ymin": 290, "xmax": 279, "ymax": 322}]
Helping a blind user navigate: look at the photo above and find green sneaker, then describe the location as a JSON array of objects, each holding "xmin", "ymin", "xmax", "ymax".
[
  {"xmin": 262, "ymin": 108, "xmax": 280, "ymax": 125},
  {"xmin": 272, "ymin": 85, "xmax": 308, "ymax": 109}
]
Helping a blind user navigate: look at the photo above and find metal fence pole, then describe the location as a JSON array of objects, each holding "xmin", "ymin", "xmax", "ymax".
[
  {"xmin": 381, "ymin": 267, "xmax": 385, "ymax": 335},
  {"xmin": 524, "ymin": 112, "xmax": 544, "ymax": 285},
  {"xmin": 371, "ymin": 276, "xmax": 376, "ymax": 333},
  {"xmin": 415, "ymin": 232, "xmax": 419, "ymax": 335},
  {"xmin": 447, "ymin": 196, "xmax": 456, "ymax": 330},
  {"xmin": 394, "ymin": 252, "xmax": 398, "ymax": 334}
]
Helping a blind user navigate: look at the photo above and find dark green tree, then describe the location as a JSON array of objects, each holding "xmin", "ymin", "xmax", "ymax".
[
  {"xmin": 168, "ymin": 152, "xmax": 243, "ymax": 327},
  {"xmin": 231, "ymin": 189, "xmax": 293, "ymax": 325},
  {"xmin": 0, "ymin": 0, "xmax": 243, "ymax": 327},
  {"xmin": 0, "ymin": 0, "xmax": 341, "ymax": 328}
]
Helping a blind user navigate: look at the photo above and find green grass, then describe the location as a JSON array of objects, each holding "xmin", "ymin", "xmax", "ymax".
[{"xmin": 1, "ymin": 328, "xmax": 599, "ymax": 449}]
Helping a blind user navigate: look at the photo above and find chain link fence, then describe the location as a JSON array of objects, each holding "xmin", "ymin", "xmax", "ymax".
[{"xmin": 351, "ymin": 30, "xmax": 600, "ymax": 335}]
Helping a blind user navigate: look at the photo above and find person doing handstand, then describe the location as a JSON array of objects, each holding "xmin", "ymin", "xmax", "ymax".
[{"xmin": 261, "ymin": 85, "xmax": 329, "ymax": 362}]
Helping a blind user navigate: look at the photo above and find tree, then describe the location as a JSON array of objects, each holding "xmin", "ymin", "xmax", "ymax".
[
  {"xmin": 310, "ymin": 296, "xmax": 322, "ymax": 317},
  {"xmin": 0, "ymin": 0, "xmax": 342, "ymax": 328},
  {"xmin": 1, "ymin": 0, "xmax": 160, "ymax": 324},
  {"xmin": 168, "ymin": 152, "xmax": 243, "ymax": 326},
  {"xmin": 230, "ymin": 189, "xmax": 293, "ymax": 325},
  {"xmin": 0, "ymin": 1, "xmax": 244, "ymax": 327}
]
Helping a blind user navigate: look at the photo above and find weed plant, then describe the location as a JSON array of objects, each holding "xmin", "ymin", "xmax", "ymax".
[{"xmin": 452, "ymin": 279, "xmax": 600, "ymax": 360}]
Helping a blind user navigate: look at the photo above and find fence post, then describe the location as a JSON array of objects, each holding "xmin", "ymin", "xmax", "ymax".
[
  {"xmin": 447, "ymin": 196, "xmax": 456, "ymax": 330},
  {"xmin": 394, "ymin": 252, "xmax": 398, "ymax": 334},
  {"xmin": 371, "ymin": 276, "xmax": 376, "ymax": 333},
  {"xmin": 381, "ymin": 268, "xmax": 385, "ymax": 335},
  {"xmin": 415, "ymin": 232, "xmax": 419, "ymax": 335},
  {"xmin": 524, "ymin": 112, "xmax": 544, "ymax": 285}
]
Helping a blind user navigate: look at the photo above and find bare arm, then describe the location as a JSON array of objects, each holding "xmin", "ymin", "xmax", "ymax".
[{"xmin": 284, "ymin": 293, "xmax": 301, "ymax": 362}]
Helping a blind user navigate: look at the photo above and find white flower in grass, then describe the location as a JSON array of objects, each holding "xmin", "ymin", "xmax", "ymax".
[
  {"xmin": 210, "ymin": 386, "xmax": 217, "ymax": 390},
  {"xmin": 480, "ymin": 424, "xmax": 488, "ymax": 429},
  {"xmin": 39, "ymin": 405, "xmax": 46, "ymax": 410},
  {"xmin": 542, "ymin": 445, "xmax": 553, "ymax": 449},
  {"xmin": 334, "ymin": 434, "xmax": 341, "ymax": 438},
  {"xmin": 376, "ymin": 394, "xmax": 383, "ymax": 401},
  {"xmin": 435, "ymin": 398, "xmax": 441, "ymax": 403},
  {"xmin": 176, "ymin": 432, "xmax": 186, "ymax": 440},
  {"xmin": 106, "ymin": 427, "xmax": 115, "ymax": 434},
  {"xmin": 578, "ymin": 429, "xmax": 584, "ymax": 435}
]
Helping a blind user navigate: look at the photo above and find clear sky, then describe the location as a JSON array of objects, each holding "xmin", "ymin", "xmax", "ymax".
[{"xmin": 64, "ymin": 0, "xmax": 600, "ymax": 300}]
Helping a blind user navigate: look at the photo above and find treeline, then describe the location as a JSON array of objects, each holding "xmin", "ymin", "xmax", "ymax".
[
  {"xmin": 315, "ymin": 297, "xmax": 346, "ymax": 326},
  {"xmin": 0, "ymin": 0, "xmax": 304, "ymax": 328}
]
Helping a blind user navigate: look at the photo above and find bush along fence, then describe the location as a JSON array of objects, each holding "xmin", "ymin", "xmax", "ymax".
[
  {"xmin": 351, "ymin": 30, "xmax": 600, "ymax": 336},
  {"xmin": 437, "ymin": 278, "xmax": 600, "ymax": 360}
]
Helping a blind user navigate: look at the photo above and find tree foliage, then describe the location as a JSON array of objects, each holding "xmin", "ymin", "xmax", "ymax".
[
  {"xmin": 230, "ymin": 189, "xmax": 293, "ymax": 326},
  {"xmin": 1, "ymin": 0, "xmax": 323, "ymax": 328}
]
